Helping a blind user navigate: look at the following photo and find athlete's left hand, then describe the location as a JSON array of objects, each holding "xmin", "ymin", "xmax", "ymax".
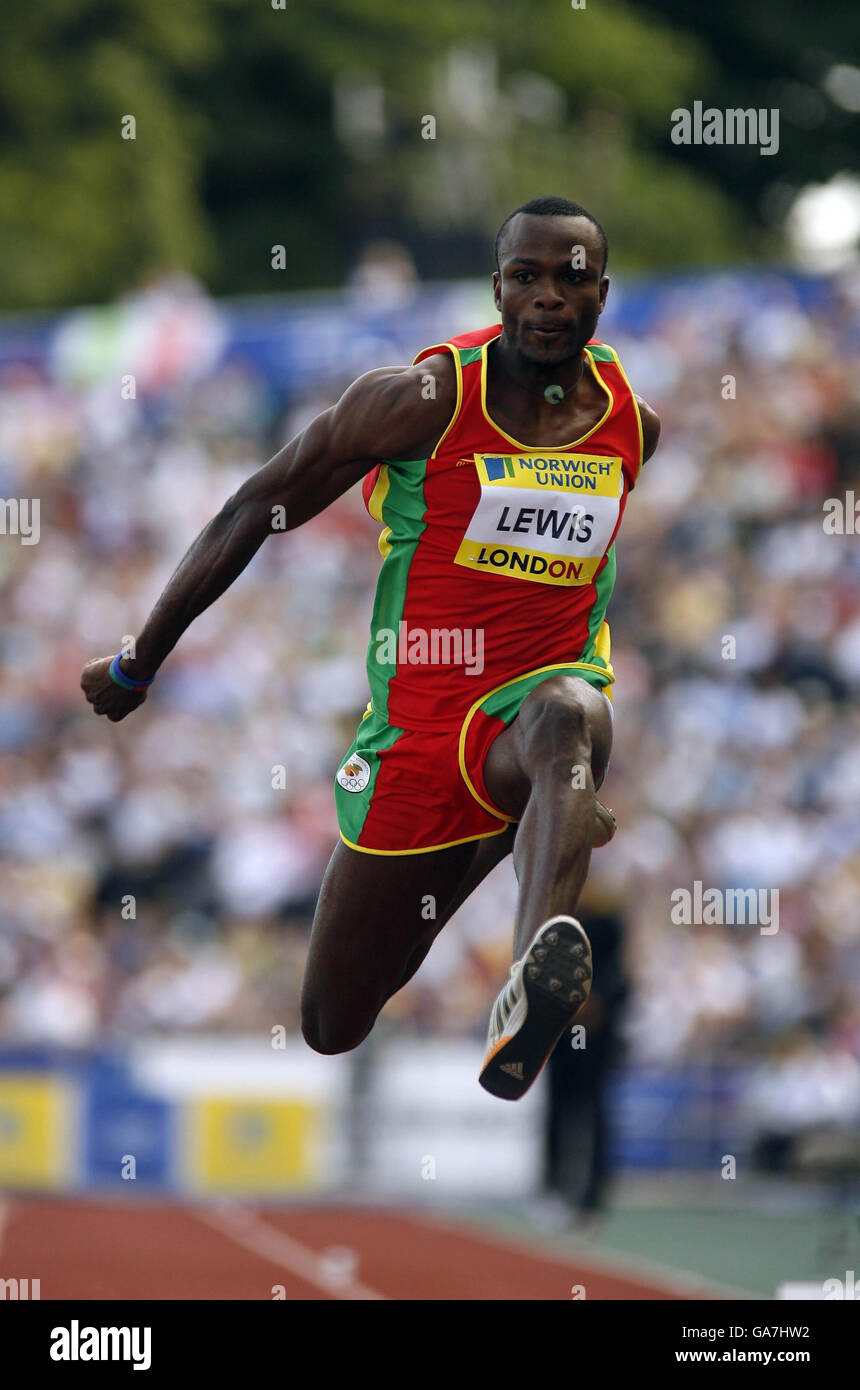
[{"xmin": 80, "ymin": 656, "xmax": 149, "ymax": 722}]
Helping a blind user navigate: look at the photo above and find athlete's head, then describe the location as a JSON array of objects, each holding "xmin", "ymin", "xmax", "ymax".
[{"xmin": 493, "ymin": 196, "xmax": 609, "ymax": 366}]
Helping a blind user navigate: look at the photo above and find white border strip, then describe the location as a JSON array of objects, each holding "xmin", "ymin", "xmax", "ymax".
[{"xmin": 195, "ymin": 1205, "xmax": 387, "ymax": 1302}]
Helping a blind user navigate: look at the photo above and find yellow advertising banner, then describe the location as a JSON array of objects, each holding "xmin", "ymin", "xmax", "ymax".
[
  {"xmin": 0, "ymin": 1075, "xmax": 72, "ymax": 1188},
  {"xmin": 185, "ymin": 1098, "xmax": 321, "ymax": 1193}
]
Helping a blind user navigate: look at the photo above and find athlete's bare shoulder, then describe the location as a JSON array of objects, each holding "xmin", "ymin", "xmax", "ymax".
[
  {"xmin": 345, "ymin": 351, "xmax": 457, "ymax": 462},
  {"xmin": 635, "ymin": 396, "xmax": 661, "ymax": 463}
]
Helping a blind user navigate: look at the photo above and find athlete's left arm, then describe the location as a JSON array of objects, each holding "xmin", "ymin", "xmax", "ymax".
[{"xmin": 636, "ymin": 397, "xmax": 661, "ymax": 464}]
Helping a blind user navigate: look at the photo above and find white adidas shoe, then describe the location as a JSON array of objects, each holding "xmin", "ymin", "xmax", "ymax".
[{"xmin": 479, "ymin": 915, "xmax": 593, "ymax": 1101}]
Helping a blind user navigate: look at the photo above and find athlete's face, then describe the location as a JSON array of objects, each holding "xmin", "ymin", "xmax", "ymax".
[{"xmin": 493, "ymin": 215, "xmax": 609, "ymax": 367}]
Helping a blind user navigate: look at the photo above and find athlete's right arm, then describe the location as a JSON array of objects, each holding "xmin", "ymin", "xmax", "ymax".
[{"xmin": 81, "ymin": 357, "xmax": 455, "ymax": 719}]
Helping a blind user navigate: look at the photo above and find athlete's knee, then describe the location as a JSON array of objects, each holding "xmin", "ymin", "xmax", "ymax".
[
  {"xmin": 517, "ymin": 676, "xmax": 595, "ymax": 769},
  {"xmin": 301, "ymin": 1001, "xmax": 370, "ymax": 1056}
]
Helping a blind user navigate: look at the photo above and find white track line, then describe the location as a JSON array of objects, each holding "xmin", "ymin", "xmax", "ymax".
[{"xmin": 194, "ymin": 1205, "xmax": 387, "ymax": 1301}]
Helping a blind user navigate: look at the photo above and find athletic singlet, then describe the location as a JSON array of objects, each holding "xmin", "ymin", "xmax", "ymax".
[{"xmin": 359, "ymin": 323, "xmax": 644, "ymax": 732}]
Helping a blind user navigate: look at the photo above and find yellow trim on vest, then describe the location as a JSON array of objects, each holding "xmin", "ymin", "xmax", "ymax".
[
  {"xmin": 608, "ymin": 346, "xmax": 644, "ymax": 479},
  {"xmin": 457, "ymin": 658, "xmax": 616, "ymax": 822},
  {"xmin": 367, "ymin": 465, "xmax": 393, "ymax": 558},
  {"xmin": 367, "ymin": 464, "xmax": 389, "ymax": 521},
  {"xmin": 411, "ymin": 339, "xmax": 464, "ymax": 458},
  {"xmin": 479, "ymin": 336, "xmax": 614, "ymax": 452},
  {"xmin": 593, "ymin": 621, "xmax": 614, "ymax": 704}
]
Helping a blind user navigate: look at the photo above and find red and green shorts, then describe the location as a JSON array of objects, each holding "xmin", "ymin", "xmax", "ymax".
[{"xmin": 334, "ymin": 659, "xmax": 614, "ymax": 855}]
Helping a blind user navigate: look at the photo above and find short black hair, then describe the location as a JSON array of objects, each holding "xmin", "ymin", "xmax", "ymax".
[{"xmin": 495, "ymin": 196, "xmax": 608, "ymax": 274}]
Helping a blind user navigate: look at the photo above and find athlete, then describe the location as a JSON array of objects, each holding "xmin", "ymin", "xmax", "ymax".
[{"xmin": 81, "ymin": 196, "xmax": 660, "ymax": 1101}]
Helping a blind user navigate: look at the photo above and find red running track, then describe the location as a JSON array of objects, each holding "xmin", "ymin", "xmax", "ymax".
[{"xmin": 0, "ymin": 1196, "xmax": 709, "ymax": 1301}]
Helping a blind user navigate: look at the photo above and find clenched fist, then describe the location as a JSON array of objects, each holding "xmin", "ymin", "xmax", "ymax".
[{"xmin": 80, "ymin": 656, "xmax": 149, "ymax": 722}]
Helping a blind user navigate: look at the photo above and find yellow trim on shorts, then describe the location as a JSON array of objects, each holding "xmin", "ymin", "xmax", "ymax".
[
  {"xmin": 338, "ymin": 825, "xmax": 509, "ymax": 857},
  {"xmin": 457, "ymin": 659, "xmax": 615, "ymax": 823}
]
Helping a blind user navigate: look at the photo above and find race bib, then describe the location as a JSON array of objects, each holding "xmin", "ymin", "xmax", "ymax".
[{"xmin": 454, "ymin": 452, "xmax": 624, "ymax": 587}]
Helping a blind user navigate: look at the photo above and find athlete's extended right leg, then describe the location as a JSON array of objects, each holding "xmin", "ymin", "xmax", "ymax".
[
  {"xmin": 301, "ymin": 834, "xmax": 511, "ymax": 1055},
  {"xmin": 475, "ymin": 675, "xmax": 615, "ymax": 1099}
]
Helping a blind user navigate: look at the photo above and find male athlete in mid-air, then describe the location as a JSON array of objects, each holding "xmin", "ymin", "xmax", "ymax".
[{"xmin": 82, "ymin": 196, "xmax": 660, "ymax": 1100}]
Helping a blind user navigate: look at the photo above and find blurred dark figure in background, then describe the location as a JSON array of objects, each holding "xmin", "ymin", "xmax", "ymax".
[{"xmin": 541, "ymin": 909, "xmax": 629, "ymax": 1232}]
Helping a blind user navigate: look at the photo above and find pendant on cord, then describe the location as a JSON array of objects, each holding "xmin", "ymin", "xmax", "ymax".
[{"xmin": 544, "ymin": 385, "xmax": 565, "ymax": 404}]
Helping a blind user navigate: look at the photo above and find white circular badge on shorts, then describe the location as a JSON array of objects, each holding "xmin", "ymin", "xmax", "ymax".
[{"xmin": 336, "ymin": 753, "xmax": 371, "ymax": 793}]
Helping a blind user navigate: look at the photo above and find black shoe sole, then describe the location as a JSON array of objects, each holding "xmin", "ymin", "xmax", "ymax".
[{"xmin": 479, "ymin": 917, "xmax": 593, "ymax": 1101}]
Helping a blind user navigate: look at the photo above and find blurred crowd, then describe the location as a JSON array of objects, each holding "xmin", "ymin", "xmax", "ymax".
[{"xmin": 0, "ymin": 262, "xmax": 858, "ymax": 1145}]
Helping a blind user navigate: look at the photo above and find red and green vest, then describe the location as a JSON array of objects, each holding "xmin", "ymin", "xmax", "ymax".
[{"xmin": 360, "ymin": 323, "xmax": 644, "ymax": 731}]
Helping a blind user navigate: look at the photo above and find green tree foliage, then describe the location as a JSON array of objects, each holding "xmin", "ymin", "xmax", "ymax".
[
  {"xmin": 0, "ymin": 0, "xmax": 852, "ymax": 310},
  {"xmin": 0, "ymin": 0, "xmax": 217, "ymax": 310},
  {"xmin": 636, "ymin": 0, "xmax": 860, "ymax": 234}
]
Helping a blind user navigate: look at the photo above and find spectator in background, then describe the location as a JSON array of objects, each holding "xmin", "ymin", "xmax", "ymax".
[{"xmin": 0, "ymin": 263, "xmax": 856, "ymax": 1133}]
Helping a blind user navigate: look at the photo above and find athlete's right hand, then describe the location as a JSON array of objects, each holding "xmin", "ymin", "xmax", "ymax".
[{"xmin": 80, "ymin": 656, "xmax": 149, "ymax": 722}]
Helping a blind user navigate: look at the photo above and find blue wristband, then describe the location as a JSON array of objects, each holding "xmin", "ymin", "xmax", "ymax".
[{"xmin": 109, "ymin": 654, "xmax": 156, "ymax": 692}]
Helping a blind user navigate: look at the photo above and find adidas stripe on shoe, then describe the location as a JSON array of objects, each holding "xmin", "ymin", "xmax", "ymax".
[{"xmin": 479, "ymin": 915, "xmax": 593, "ymax": 1101}]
